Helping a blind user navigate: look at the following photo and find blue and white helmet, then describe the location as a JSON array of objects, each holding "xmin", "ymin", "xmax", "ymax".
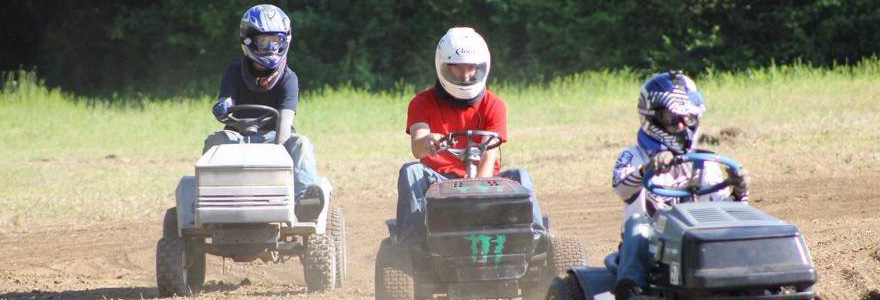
[
  {"xmin": 240, "ymin": 4, "xmax": 292, "ymax": 71},
  {"xmin": 638, "ymin": 71, "xmax": 707, "ymax": 154}
]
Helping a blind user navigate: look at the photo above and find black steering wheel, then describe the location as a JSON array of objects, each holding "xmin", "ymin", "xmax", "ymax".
[{"xmin": 222, "ymin": 104, "xmax": 279, "ymax": 136}]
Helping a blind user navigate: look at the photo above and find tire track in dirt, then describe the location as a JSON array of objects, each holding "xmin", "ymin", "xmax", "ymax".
[{"xmin": 754, "ymin": 174, "xmax": 880, "ymax": 300}]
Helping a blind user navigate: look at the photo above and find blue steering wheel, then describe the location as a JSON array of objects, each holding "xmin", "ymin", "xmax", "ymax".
[{"xmin": 643, "ymin": 152, "xmax": 742, "ymax": 198}]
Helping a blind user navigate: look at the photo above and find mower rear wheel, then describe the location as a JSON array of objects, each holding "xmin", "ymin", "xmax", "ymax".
[
  {"xmin": 304, "ymin": 232, "xmax": 336, "ymax": 292},
  {"xmin": 375, "ymin": 238, "xmax": 414, "ymax": 300}
]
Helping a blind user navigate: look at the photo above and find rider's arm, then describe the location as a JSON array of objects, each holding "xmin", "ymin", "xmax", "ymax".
[
  {"xmin": 478, "ymin": 92, "xmax": 505, "ymax": 177},
  {"xmin": 698, "ymin": 162, "xmax": 746, "ymax": 203},
  {"xmin": 276, "ymin": 109, "xmax": 295, "ymax": 145},
  {"xmin": 612, "ymin": 148, "xmax": 648, "ymax": 204},
  {"xmin": 218, "ymin": 63, "xmax": 237, "ymax": 103},
  {"xmin": 213, "ymin": 64, "xmax": 239, "ymax": 121},
  {"xmin": 477, "ymin": 147, "xmax": 498, "ymax": 177},
  {"xmin": 409, "ymin": 122, "xmax": 443, "ymax": 159},
  {"xmin": 276, "ymin": 70, "xmax": 299, "ymax": 145}
]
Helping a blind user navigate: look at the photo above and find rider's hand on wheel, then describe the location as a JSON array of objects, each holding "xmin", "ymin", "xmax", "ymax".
[
  {"xmin": 646, "ymin": 151, "xmax": 675, "ymax": 174},
  {"xmin": 728, "ymin": 167, "xmax": 750, "ymax": 202},
  {"xmin": 425, "ymin": 133, "xmax": 445, "ymax": 156},
  {"xmin": 212, "ymin": 98, "xmax": 234, "ymax": 121}
]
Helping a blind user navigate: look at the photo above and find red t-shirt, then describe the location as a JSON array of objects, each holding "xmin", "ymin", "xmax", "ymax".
[{"xmin": 406, "ymin": 88, "xmax": 507, "ymax": 177}]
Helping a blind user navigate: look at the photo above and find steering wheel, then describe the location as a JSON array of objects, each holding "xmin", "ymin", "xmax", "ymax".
[
  {"xmin": 222, "ymin": 104, "xmax": 279, "ymax": 136},
  {"xmin": 643, "ymin": 152, "xmax": 742, "ymax": 198},
  {"xmin": 434, "ymin": 130, "xmax": 501, "ymax": 178},
  {"xmin": 436, "ymin": 130, "xmax": 502, "ymax": 158}
]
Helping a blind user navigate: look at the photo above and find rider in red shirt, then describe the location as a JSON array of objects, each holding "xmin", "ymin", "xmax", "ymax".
[
  {"xmin": 405, "ymin": 88, "xmax": 506, "ymax": 177},
  {"xmin": 393, "ymin": 27, "xmax": 543, "ymax": 243}
]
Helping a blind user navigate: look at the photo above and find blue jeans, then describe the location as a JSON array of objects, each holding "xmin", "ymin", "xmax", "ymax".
[
  {"xmin": 203, "ymin": 130, "xmax": 319, "ymax": 199},
  {"xmin": 617, "ymin": 214, "xmax": 653, "ymax": 288},
  {"xmin": 394, "ymin": 162, "xmax": 544, "ymax": 242}
]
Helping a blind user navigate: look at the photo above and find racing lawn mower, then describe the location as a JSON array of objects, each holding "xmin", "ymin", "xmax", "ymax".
[
  {"xmin": 547, "ymin": 152, "xmax": 817, "ymax": 300},
  {"xmin": 376, "ymin": 130, "xmax": 587, "ymax": 300},
  {"xmin": 156, "ymin": 105, "xmax": 345, "ymax": 297}
]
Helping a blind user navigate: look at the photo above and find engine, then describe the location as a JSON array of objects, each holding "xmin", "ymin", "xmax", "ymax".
[{"xmin": 650, "ymin": 202, "xmax": 817, "ymax": 293}]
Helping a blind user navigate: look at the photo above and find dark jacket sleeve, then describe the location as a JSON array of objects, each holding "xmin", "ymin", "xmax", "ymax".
[
  {"xmin": 218, "ymin": 63, "xmax": 239, "ymax": 102},
  {"xmin": 278, "ymin": 68, "xmax": 299, "ymax": 112}
]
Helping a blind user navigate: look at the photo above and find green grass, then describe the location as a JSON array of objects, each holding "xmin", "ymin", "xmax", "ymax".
[{"xmin": 1, "ymin": 60, "xmax": 878, "ymax": 225}]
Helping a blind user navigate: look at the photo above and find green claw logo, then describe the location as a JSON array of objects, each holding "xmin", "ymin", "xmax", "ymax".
[{"xmin": 464, "ymin": 234, "xmax": 507, "ymax": 264}]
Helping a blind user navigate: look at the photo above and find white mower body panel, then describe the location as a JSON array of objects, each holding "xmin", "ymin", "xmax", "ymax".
[
  {"xmin": 194, "ymin": 144, "xmax": 296, "ymax": 226},
  {"xmin": 174, "ymin": 176, "xmax": 197, "ymax": 236}
]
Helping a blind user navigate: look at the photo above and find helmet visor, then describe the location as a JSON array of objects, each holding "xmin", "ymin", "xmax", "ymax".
[
  {"xmin": 440, "ymin": 63, "xmax": 488, "ymax": 86},
  {"xmin": 656, "ymin": 108, "xmax": 698, "ymax": 128},
  {"xmin": 253, "ymin": 33, "xmax": 286, "ymax": 54}
]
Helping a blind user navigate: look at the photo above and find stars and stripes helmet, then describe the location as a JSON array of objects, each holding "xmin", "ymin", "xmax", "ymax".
[{"xmin": 638, "ymin": 71, "xmax": 706, "ymax": 154}]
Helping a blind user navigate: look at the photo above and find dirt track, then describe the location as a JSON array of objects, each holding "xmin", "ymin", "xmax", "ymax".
[{"xmin": 0, "ymin": 168, "xmax": 877, "ymax": 300}]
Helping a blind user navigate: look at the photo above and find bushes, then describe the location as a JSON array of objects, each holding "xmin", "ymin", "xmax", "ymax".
[{"xmin": 2, "ymin": 0, "xmax": 878, "ymax": 98}]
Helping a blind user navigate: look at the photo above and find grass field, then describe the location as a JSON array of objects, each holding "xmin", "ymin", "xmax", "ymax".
[
  {"xmin": 1, "ymin": 62, "xmax": 877, "ymax": 224},
  {"xmin": 0, "ymin": 61, "xmax": 879, "ymax": 299}
]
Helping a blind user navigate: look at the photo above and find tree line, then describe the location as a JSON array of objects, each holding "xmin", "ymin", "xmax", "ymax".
[{"xmin": 2, "ymin": 0, "xmax": 878, "ymax": 98}]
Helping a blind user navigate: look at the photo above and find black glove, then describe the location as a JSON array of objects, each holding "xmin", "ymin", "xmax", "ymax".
[
  {"xmin": 645, "ymin": 151, "xmax": 675, "ymax": 174},
  {"xmin": 728, "ymin": 167, "xmax": 750, "ymax": 202}
]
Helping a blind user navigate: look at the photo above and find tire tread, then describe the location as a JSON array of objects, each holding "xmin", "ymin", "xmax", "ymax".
[
  {"xmin": 547, "ymin": 273, "xmax": 585, "ymax": 300},
  {"xmin": 375, "ymin": 238, "xmax": 414, "ymax": 300},
  {"xmin": 304, "ymin": 232, "xmax": 336, "ymax": 292},
  {"xmin": 550, "ymin": 236, "xmax": 588, "ymax": 275},
  {"xmin": 329, "ymin": 208, "xmax": 346, "ymax": 288}
]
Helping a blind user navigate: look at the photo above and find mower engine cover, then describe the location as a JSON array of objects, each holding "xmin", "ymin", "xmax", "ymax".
[
  {"xmin": 650, "ymin": 202, "xmax": 817, "ymax": 290},
  {"xmin": 195, "ymin": 144, "xmax": 295, "ymax": 225},
  {"xmin": 425, "ymin": 178, "xmax": 535, "ymax": 282}
]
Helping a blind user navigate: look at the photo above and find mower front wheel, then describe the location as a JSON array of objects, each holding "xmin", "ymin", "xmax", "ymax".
[
  {"xmin": 303, "ymin": 232, "xmax": 336, "ymax": 292},
  {"xmin": 156, "ymin": 236, "xmax": 206, "ymax": 297},
  {"xmin": 329, "ymin": 208, "xmax": 347, "ymax": 288},
  {"xmin": 545, "ymin": 273, "xmax": 585, "ymax": 300}
]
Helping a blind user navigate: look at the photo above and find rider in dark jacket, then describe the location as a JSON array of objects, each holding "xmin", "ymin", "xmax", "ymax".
[{"xmin": 205, "ymin": 4, "xmax": 324, "ymax": 202}]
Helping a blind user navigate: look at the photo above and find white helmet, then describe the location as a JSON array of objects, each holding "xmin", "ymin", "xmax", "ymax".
[{"xmin": 435, "ymin": 27, "xmax": 491, "ymax": 100}]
